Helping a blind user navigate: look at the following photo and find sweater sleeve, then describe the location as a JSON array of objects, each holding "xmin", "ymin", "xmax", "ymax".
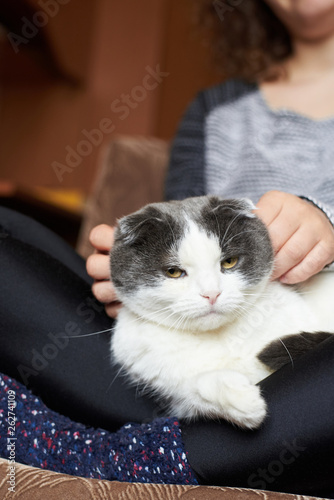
[
  {"xmin": 299, "ymin": 195, "xmax": 334, "ymax": 271},
  {"xmin": 300, "ymin": 195, "xmax": 334, "ymax": 228},
  {"xmin": 164, "ymin": 91, "xmax": 208, "ymax": 201}
]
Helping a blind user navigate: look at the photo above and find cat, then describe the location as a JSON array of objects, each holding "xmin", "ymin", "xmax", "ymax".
[{"xmin": 109, "ymin": 195, "xmax": 334, "ymax": 429}]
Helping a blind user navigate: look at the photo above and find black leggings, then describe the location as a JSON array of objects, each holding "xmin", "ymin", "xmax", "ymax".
[{"xmin": 1, "ymin": 206, "xmax": 334, "ymax": 498}]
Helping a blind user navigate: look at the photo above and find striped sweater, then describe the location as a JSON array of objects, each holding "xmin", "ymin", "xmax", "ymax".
[{"xmin": 165, "ymin": 79, "xmax": 334, "ymax": 229}]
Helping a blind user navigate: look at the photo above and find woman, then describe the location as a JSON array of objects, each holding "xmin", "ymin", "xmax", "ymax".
[{"xmin": 1, "ymin": 0, "xmax": 334, "ymax": 496}]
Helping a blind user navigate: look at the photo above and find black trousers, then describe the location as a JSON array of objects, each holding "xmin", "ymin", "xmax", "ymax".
[{"xmin": 1, "ymin": 206, "xmax": 334, "ymax": 498}]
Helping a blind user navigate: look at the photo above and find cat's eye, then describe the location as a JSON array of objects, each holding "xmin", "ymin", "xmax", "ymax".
[
  {"xmin": 166, "ymin": 267, "xmax": 185, "ymax": 279},
  {"xmin": 221, "ymin": 256, "xmax": 239, "ymax": 270}
]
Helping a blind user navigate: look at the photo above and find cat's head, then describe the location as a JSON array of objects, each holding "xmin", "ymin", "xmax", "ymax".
[{"xmin": 110, "ymin": 196, "xmax": 274, "ymax": 332}]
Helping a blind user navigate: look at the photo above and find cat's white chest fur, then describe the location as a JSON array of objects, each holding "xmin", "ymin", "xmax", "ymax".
[{"xmin": 110, "ymin": 197, "xmax": 334, "ymax": 429}]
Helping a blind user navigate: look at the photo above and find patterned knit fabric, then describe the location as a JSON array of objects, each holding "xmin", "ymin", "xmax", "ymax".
[
  {"xmin": 166, "ymin": 79, "xmax": 334, "ymax": 230},
  {"xmin": 0, "ymin": 374, "xmax": 197, "ymax": 484}
]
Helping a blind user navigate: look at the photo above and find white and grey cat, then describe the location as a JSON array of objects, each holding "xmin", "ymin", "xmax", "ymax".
[{"xmin": 110, "ymin": 196, "xmax": 334, "ymax": 429}]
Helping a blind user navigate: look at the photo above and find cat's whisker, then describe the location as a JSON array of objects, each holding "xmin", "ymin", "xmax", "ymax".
[
  {"xmin": 139, "ymin": 308, "xmax": 173, "ymax": 323},
  {"xmin": 177, "ymin": 314, "xmax": 192, "ymax": 332},
  {"xmin": 164, "ymin": 309, "xmax": 193, "ymax": 333},
  {"xmin": 278, "ymin": 337, "xmax": 294, "ymax": 368},
  {"xmin": 153, "ymin": 312, "xmax": 181, "ymax": 329},
  {"xmin": 124, "ymin": 315, "xmax": 164, "ymax": 330},
  {"xmin": 235, "ymin": 300, "xmax": 274, "ymax": 317},
  {"xmin": 63, "ymin": 328, "xmax": 113, "ymax": 339},
  {"xmin": 142, "ymin": 306, "xmax": 180, "ymax": 325},
  {"xmin": 136, "ymin": 306, "xmax": 189, "ymax": 331},
  {"xmin": 174, "ymin": 316, "xmax": 191, "ymax": 333},
  {"xmin": 165, "ymin": 313, "xmax": 186, "ymax": 332},
  {"xmin": 106, "ymin": 359, "xmax": 129, "ymax": 394},
  {"xmin": 231, "ymin": 305, "xmax": 253, "ymax": 320},
  {"xmin": 238, "ymin": 301, "xmax": 284, "ymax": 313},
  {"xmin": 114, "ymin": 304, "xmax": 177, "ymax": 330}
]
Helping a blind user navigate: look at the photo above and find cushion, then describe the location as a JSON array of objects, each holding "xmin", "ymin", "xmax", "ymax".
[{"xmin": 76, "ymin": 135, "xmax": 169, "ymax": 259}]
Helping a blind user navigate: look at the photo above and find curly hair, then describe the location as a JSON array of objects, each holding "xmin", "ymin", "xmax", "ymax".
[{"xmin": 193, "ymin": 0, "xmax": 293, "ymax": 82}]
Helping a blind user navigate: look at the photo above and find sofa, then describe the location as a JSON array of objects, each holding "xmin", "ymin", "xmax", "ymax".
[{"xmin": 0, "ymin": 457, "xmax": 321, "ymax": 500}]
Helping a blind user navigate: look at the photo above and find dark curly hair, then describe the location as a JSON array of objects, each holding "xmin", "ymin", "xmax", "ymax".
[{"xmin": 193, "ymin": 0, "xmax": 293, "ymax": 82}]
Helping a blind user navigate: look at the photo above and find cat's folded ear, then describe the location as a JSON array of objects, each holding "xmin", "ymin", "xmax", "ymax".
[
  {"xmin": 239, "ymin": 198, "xmax": 257, "ymax": 214},
  {"xmin": 115, "ymin": 206, "xmax": 164, "ymax": 246},
  {"xmin": 207, "ymin": 196, "xmax": 256, "ymax": 218}
]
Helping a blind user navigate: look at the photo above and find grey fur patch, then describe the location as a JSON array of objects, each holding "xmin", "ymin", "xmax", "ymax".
[
  {"xmin": 110, "ymin": 203, "xmax": 185, "ymax": 294},
  {"xmin": 198, "ymin": 196, "xmax": 273, "ymax": 283},
  {"xmin": 110, "ymin": 195, "xmax": 274, "ymax": 296},
  {"xmin": 258, "ymin": 331, "xmax": 333, "ymax": 371}
]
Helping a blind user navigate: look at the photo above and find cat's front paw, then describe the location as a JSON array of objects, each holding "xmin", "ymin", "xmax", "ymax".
[
  {"xmin": 224, "ymin": 380, "xmax": 267, "ymax": 429},
  {"xmin": 197, "ymin": 371, "xmax": 267, "ymax": 429}
]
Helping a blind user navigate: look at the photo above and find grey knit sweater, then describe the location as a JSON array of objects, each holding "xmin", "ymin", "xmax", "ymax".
[{"xmin": 165, "ymin": 79, "xmax": 334, "ymax": 228}]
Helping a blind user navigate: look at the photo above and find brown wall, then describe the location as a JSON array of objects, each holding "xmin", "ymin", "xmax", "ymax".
[
  {"xmin": 156, "ymin": 0, "xmax": 221, "ymax": 139},
  {"xmin": 0, "ymin": 0, "xmax": 222, "ymax": 195}
]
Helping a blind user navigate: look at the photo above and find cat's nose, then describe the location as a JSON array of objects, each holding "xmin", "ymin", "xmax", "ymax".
[{"xmin": 201, "ymin": 291, "xmax": 221, "ymax": 305}]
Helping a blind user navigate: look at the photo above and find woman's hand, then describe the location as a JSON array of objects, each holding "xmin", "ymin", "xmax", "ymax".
[
  {"xmin": 256, "ymin": 191, "xmax": 334, "ymax": 284},
  {"xmin": 86, "ymin": 224, "xmax": 122, "ymax": 318}
]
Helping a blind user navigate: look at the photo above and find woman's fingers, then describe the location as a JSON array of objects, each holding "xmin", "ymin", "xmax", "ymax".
[
  {"xmin": 92, "ymin": 280, "xmax": 118, "ymax": 304},
  {"xmin": 270, "ymin": 226, "xmax": 317, "ymax": 281},
  {"xmin": 105, "ymin": 301, "xmax": 123, "ymax": 319},
  {"xmin": 89, "ymin": 224, "xmax": 115, "ymax": 252},
  {"xmin": 256, "ymin": 190, "xmax": 334, "ymax": 284},
  {"xmin": 280, "ymin": 240, "xmax": 334, "ymax": 284},
  {"xmin": 87, "ymin": 223, "xmax": 122, "ymax": 319},
  {"xmin": 86, "ymin": 253, "xmax": 111, "ymax": 281}
]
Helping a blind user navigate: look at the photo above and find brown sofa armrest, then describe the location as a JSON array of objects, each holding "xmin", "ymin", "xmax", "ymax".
[
  {"xmin": 0, "ymin": 458, "xmax": 324, "ymax": 500},
  {"xmin": 76, "ymin": 135, "xmax": 170, "ymax": 259}
]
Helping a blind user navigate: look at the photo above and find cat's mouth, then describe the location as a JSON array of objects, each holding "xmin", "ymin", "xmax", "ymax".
[
  {"xmin": 195, "ymin": 304, "xmax": 236, "ymax": 323},
  {"xmin": 187, "ymin": 307, "xmax": 229, "ymax": 332},
  {"xmin": 197, "ymin": 307, "xmax": 222, "ymax": 319}
]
